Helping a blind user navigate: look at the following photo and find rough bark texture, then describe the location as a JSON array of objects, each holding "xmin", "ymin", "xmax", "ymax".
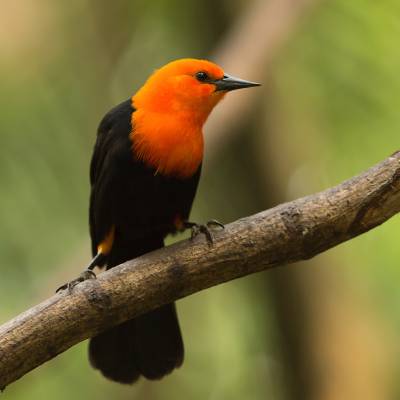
[{"xmin": 0, "ymin": 151, "xmax": 400, "ymax": 390}]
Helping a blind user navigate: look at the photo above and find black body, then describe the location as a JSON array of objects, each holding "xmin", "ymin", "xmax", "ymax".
[{"xmin": 88, "ymin": 100, "xmax": 201, "ymax": 383}]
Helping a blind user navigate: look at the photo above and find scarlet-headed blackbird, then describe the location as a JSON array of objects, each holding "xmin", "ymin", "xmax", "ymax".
[{"xmin": 60, "ymin": 59, "xmax": 260, "ymax": 383}]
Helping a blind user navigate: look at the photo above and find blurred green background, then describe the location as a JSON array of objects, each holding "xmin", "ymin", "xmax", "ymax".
[{"xmin": 1, "ymin": 0, "xmax": 400, "ymax": 399}]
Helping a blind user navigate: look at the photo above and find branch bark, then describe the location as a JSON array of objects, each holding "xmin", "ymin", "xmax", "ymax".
[{"xmin": 1, "ymin": 151, "xmax": 400, "ymax": 390}]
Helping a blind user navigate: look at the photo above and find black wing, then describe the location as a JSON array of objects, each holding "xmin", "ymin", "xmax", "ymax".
[{"xmin": 89, "ymin": 99, "xmax": 134, "ymax": 256}]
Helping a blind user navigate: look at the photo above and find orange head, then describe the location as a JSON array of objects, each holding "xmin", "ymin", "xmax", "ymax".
[{"xmin": 131, "ymin": 58, "xmax": 260, "ymax": 178}]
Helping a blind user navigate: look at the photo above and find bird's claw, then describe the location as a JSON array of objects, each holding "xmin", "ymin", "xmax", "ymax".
[
  {"xmin": 206, "ymin": 219, "xmax": 225, "ymax": 229},
  {"xmin": 185, "ymin": 220, "xmax": 225, "ymax": 244},
  {"xmin": 56, "ymin": 269, "xmax": 97, "ymax": 294}
]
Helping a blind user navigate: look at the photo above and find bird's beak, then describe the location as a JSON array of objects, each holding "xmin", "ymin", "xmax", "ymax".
[{"xmin": 214, "ymin": 74, "xmax": 261, "ymax": 92}]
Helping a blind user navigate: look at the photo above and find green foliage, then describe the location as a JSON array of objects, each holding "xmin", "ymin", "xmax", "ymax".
[{"xmin": 1, "ymin": 0, "xmax": 400, "ymax": 398}]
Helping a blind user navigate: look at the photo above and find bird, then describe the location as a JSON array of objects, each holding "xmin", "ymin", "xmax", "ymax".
[{"xmin": 58, "ymin": 58, "xmax": 260, "ymax": 384}]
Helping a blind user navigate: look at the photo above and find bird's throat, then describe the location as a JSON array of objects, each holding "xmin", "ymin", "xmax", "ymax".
[{"xmin": 130, "ymin": 108, "xmax": 204, "ymax": 179}]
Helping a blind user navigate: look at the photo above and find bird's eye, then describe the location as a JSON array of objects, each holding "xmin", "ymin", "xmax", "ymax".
[{"xmin": 195, "ymin": 71, "xmax": 209, "ymax": 82}]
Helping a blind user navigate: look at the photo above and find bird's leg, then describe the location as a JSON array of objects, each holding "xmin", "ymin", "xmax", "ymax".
[
  {"xmin": 56, "ymin": 253, "xmax": 105, "ymax": 294},
  {"xmin": 183, "ymin": 219, "xmax": 225, "ymax": 244}
]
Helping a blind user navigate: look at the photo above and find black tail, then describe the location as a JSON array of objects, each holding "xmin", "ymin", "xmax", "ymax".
[
  {"xmin": 88, "ymin": 236, "xmax": 184, "ymax": 383},
  {"xmin": 89, "ymin": 303, "xmax": 183, "ymax": 383}
]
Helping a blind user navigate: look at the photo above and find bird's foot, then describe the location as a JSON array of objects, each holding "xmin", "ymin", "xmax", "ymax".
[
  {"xmin": 184, "ymin": 220, "xmax": 224, "ymax": 244},
  {"xmin": 56, "ymin": 269, "xmax": 97, "ymax": 294}
]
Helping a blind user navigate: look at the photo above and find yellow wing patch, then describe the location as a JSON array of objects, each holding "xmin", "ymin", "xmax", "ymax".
[{"xmin": 97, "ymin": 226, "xmax": 115, "ymax": 255}]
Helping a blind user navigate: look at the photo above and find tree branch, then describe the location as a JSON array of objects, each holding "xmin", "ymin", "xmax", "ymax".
[{"xmin": 1, "ymin": 151, "xmax": 400, "ymax": 389}]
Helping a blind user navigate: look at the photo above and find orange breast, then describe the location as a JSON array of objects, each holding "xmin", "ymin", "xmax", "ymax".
[{"xmin": 130, "ymin": 107, "xmax": 204, "ymax": 179}]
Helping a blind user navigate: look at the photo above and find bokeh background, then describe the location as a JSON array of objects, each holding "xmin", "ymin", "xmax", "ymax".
[{"xmin": 1, "ymin": 0, "xmax": 400, "ymax": 399}]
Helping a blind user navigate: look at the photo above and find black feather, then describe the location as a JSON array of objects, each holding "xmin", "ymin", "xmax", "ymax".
[{"xmin": 88, "ymin": 99, "xmax": 200, "ymax": 383}]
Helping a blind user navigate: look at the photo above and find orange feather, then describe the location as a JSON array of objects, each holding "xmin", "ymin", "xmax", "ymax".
[{"xmin": 131, "ymin": 59, "xmax": 226, "ymax": 178}]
